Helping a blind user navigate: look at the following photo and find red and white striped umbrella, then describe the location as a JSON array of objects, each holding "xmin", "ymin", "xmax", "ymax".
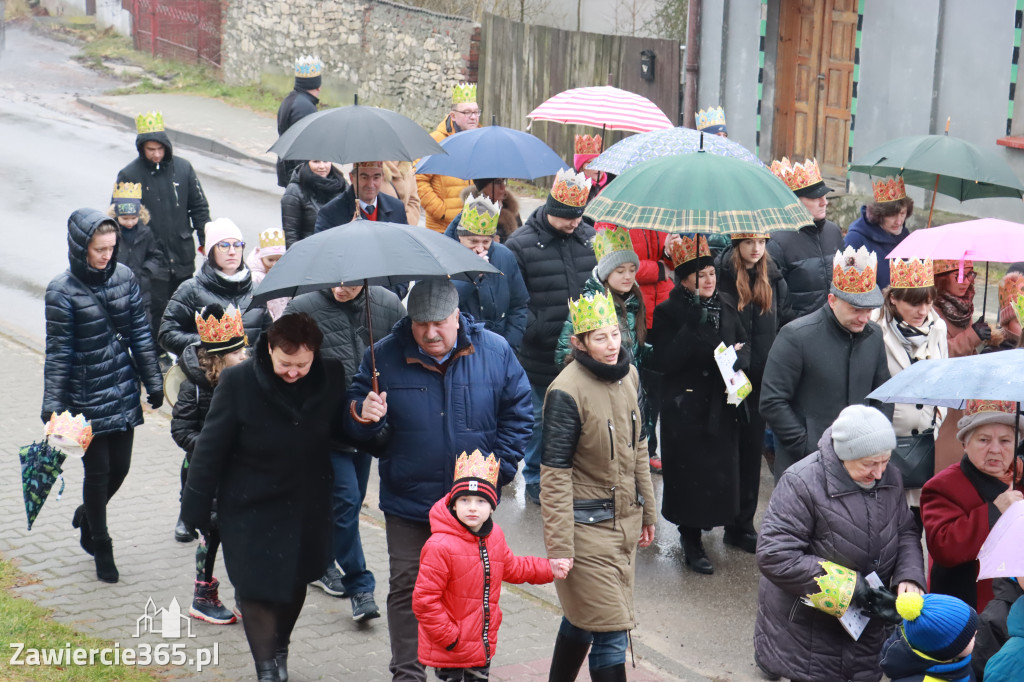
[{"xmin": 527, "ymin": 86, "xmax": 673, "ymax": 134}]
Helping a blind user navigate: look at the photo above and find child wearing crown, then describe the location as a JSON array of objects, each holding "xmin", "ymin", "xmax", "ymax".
[
  {"xmin": 245, "ymin": 228, "xmax": 290, "ymax": 320},
  {"xmin": 107, "ymin": 183, "xmax": 162, "ymax": 333},
  {"xmin": 412, "ymin": 450, "xmax": 565, "ymax": 681}
]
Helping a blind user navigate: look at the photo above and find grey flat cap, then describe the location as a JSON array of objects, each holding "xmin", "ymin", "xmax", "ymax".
[{"xmin": 408, "ymin": 277, "xmax": 459, "ymax": 322}]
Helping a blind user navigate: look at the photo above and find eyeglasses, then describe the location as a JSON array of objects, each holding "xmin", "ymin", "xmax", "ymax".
[
  {"xmin": 940, "ymin": 269, "xmax": 976, "ymax": 282},
  {"xmin": 453, "ymin": 108, "xmax": 481, "ymax": 117},
  {"xmin": 215, "ymin": 241, "xmax": 245, "ymax": 251}
]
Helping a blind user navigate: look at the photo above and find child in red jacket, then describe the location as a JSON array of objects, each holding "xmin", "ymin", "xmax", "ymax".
[{"xmin": 413, "ymin": 450, "xmax": 569, "ymax": 681}]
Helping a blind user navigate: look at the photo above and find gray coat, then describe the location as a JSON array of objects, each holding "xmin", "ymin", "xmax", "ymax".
[
  {"xmin": 760, "ymin": 303, "xmax": 893, "ymax": 481},
  {"xmin": 754, "ymin": 429, "xmax": 926, "ymax": 682}
]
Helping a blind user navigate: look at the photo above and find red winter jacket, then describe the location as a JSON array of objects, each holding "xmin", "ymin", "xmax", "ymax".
[
  {"xmin": 628, "ymin": 228, "xmax": 674, "ymax": 330},
  {"xmin": 412, "ymin": 494, "xmax": 553, "ymax": 668}
]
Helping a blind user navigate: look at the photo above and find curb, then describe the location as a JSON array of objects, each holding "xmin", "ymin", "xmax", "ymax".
[{"xmin": 77, "ymin": 96, "xmax": 276, "ymax": 169}]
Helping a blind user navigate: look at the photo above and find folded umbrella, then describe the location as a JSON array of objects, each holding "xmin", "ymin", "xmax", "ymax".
[
  {"xmin": 587, "ymin": 126, "xmax": 764, "ymax": 175},
  {"xmin": 977, "ymin": 500, "xmax": 1024, "ymax": 580},
  {"xmin": 415, "ymin": 123, "xmax": 567, "ymax": 180},
  {"xmin": 20, "ymin": 441, "xmax": 66, "ymax": 531}
]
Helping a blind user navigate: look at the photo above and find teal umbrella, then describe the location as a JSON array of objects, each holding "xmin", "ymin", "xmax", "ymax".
[
  {"xmin": 584, "ymin": 152, "xmax": 811, "ymax": 234},
  {"xmin": 20, "ymin": 441, "xmax": 66, "ymax": 530}
]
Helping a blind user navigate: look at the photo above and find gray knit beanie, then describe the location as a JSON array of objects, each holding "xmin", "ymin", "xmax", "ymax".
[
  {"xmin": 596, "ymin": 248, "xmax": 641, "ymax": 282},
  {"xmin": 831, "ymin": 405, "xmax": 896, "ymax": 461}
]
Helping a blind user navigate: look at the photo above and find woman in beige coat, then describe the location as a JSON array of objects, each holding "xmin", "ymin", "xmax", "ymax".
[
  {"xmin": 540, "ymin": 291, "xmax": 657, "ymax": 682},
  {"xmin": 380, "ymin": 161, "xmax": 421, "ymax": 227}
]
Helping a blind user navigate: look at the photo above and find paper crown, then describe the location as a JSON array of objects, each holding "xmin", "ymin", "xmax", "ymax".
[
  {"xmin": 353, "ymin": 160, "xmax": 384, "ymax": 170},
  {"xmin": 771, "ymin": 157, "xmax": 824, "ymax": 192},
  {"xmin": 550, "ymin": 169, "xmax": 592, "ymax": 208},
  {"xmin": 45, "ymin": 411, "xmax": 94, "ymax": 452},
  {"xmin": 889, "ymin": 258, "xmax": 934, "ymax": 289},
  {"xmin": 998, "ymin": 272, "xmax": 1024, "ymax": 318},
  {"xmin": 667, "ymin": 234, "xmax": 711, "ymax": 268},
  {"xmin": 872, "ymin": 176, "xmax": 907, "ymax": 203},
  {"xmin": 569, "ymin": 291, "xmax": 619, "ymax": 335},
  {"xmin": 294, "ymin": 55, "xmax": 323, "ymax": 78},
  {"xmin": 695, "ymin": 106, "xmax": 726, "ymax": 131},
  {"xmin": 259, "ymin": 228, "xmax": 286, "ymax": 250},
  {"xmin": 805, "ymin": 561, "xmax": 857, "ymax": 618},
  {"xmin": 592, "ymin": 225, "xmax": 634, "ymax": 262},
  {"xmin": 460, "ymin": 195, "xmax": 500, "ymax": 236},
  {"xmin": 964, "ymin": 399, "xmax": 1017, "ymax": 418},
  {"xmin": 575, "ymin": 134, "xmax": 603, "ymax": 155},
  {"xmin": 731, "ymin": 231, "xmax": 771, "ymax": 241},
  {"xmin": 933, "ymin": 259, "xmax": 974, "ymax": 276},
  {"xmin": 112, "ymin": 182, "xmax": 142, "ymax": 200},
  {"xmin": 452, "ymin": 82, "xmax": 477, "ymax": 104},
  {"xmin": 453, "ymin": 449, "xmax": 500, "ymax": 488},
  {"xmin": 1015, "ymin": 293, "xmax": 1024, "ymax": 327},
  {"xmin": 135, "ymin": 111, "xmax": 164, "ymax": 135},
  {"xmin": 195, "ymin": 304, "xmax": 246, "ymax": 351},
  {"xmin": 832, "ymin": 246, "xmax": 878, "ymax": 295}
]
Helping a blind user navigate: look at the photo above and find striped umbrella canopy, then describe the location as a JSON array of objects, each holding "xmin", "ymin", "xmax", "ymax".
[
  {"xmin": 527, "ymin": 86, "xmax": 673, "ymax": 134},
  {"xmin": 588, "ymin": 126, "xmax": 764, "ymax": 175}
]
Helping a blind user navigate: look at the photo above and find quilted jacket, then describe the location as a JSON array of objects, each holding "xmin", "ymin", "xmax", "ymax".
[
  {"xmin": 412, "ymin": 493, "xmax": 552, "ymax": 668},
  {"xmin": 43, "ymin": 208, "xmax": 162, "ymax": 435},
  {"xmin": 416, "ymin": 116, "xmax": 473, "ymax": 233},
  {"xmin": 169, "ymin": 343, "xmax": 213, "ymax": 456}
]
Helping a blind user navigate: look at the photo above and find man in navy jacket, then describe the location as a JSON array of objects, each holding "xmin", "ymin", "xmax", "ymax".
[{"xmin": 314, "ymin": 161, "xmax": 408, "ymax": 232}]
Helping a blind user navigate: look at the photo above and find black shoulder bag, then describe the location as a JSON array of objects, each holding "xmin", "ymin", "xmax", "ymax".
[
  {"xmin": 891, "ymin": 407, "xmax": 938, "ymax": 489},
  {"xmin": 68, "ymin": 273, "xmax": 139, "ymax": 372}
]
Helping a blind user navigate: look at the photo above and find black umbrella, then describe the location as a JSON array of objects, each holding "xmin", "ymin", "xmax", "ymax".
[{"xmin": 268, "ymin": 96, "xmax": 445, "ymax": 164}]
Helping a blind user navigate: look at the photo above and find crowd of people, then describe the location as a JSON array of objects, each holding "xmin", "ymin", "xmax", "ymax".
[{"xmin": 37, "ymin": 56, "xmax": 1024, "ymax": 682}]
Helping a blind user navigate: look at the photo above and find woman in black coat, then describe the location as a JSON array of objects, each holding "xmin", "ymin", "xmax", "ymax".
[
  {"xmin": 650, "ymin": 234, "xmax": 749, "ymax": 575},
  {"xmin": 42, "ymin": 208, "xmax": 163, "ymax": 583},
  {"xmin": 280, "ymin": 160, "xmax": 347, "ymax": 247},
  {"xmin": 181, "ymin": 313, "xmax": 347, "ymax": 682}
]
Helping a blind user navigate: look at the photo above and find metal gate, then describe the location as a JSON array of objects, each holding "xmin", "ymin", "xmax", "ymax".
[{"xmin": 131, "ymin": 0, "xmax": 223, "ymax": 68}]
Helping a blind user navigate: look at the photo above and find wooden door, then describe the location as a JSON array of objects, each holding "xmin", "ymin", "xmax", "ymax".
[{"xmin": 773, "ymin": 0, "xmax": 857, "ymax": 178}]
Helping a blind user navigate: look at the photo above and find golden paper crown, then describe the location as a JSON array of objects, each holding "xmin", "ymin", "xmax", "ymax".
[
  {"xmin": 195, "ymin": 305, "xmax": 245, "ymax": 346},
  {"xmin": 259, "ymin": 228, "xmax": 286, "ymax": 250},
  {"xmin": 889, "ymin": 258, "xmax": 934, "ymax": 289},
  {"xmin": 569, "ymin": 291, "xmax": 619, "ymax": 335},
  {"xmin": 832, "ymin": 246, "xmax": 878, "ymax": 295},
  {"xmin": 695, "ymin": 106, "xmax": 726, "ymax": 131},
  {"xmin": 805, "ymin": 561, "xmax": 857, "ymax": 617},
  {"xmin": 667, "ymin": 234, "xmax": 711, "ymax": 268},
  {"xmin": 550, "ymin": 169, "xmax": 592, "ymax": 208},
  {"xmin": 933, "ymin": 259, "xmax": 974, "ymax": 276},
  {"xmin": 1014, "ymin": 293, "xmax": 1024, "ymax": 327},
  {"xmin": 46, "ymin": 411, "xmax": 94, "ymax": 452},
  {"xmin": 964, "ymin": 399, "xmax": 1017, "ymax": 418},
  {"xmin": 353, "ymin": 160, "xmax": 384, "ymax": 171},
  {"xmin": 460, "ymin": 195, "xmax": 500, "ymax": 236},
  {"xmin": 452, "ymin": 82, "xmax": 477, "ymax": 104},
  {"xmin": 592, "ymin": 225, "xmax": 634, "ymax": 262},
  {"xmin": 998, "ymin": 273, "xmax": 1024, "ymax": 317},
  {"xmin": 731, "ymin": 232, "xmax": 771, "ymax": 240},
  {"xmin": 575, "ymin": 134, "xmax": 603, "ymax": 155},
  {"xmin": 872, "ymin": 176, "xmax": 907, "ymax": 203},
  {"xmin": 135, "ymin": 111, "xmax": 165, "ymax": 135},
  {"xmin": 111, "ymin": 182, "xmax": 143, "ymax": 200},
  {"xmin": 770, "ymin": 157, "xmax": 824, "ymax": 192},
  {"xmin": 294, "ymin": 55, "xmax": 323, "ymax": 78},
  {"xmin": 453, "ymin": 449, "xmax": 500, "ymax": 487}
]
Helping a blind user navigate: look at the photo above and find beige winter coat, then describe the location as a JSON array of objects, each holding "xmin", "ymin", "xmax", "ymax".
[
  {"xmin": 539, "ymin": 356, "xmax": 656, "ymax": 632},
  {"xmin": 380, "ymin": 161, "xmax": 421, "ymax": 227},
  {"xmin": 873, "ymin": 309, "xmax": 948, "ymax": 437}
]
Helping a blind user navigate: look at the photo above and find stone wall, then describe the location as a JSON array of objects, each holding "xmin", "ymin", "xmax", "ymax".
[{"xmin": 222, "ymin": 0, "xmax": 478, "ymax": 128}]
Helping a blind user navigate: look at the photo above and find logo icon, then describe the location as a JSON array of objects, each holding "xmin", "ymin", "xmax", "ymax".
[{"xmin": 135, "ymin": 597, "xmax": 195, "ymax": 639}]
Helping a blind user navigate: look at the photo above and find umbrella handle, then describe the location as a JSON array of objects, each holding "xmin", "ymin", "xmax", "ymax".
[{"xmin": 348, "ymin": 373, "xmax": 381, "ymax": 425}]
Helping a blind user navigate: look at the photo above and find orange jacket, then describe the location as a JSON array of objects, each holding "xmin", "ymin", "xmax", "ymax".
[{"xmin": 416, "ymin": 116, "xmax": 472, "ymax": 233}]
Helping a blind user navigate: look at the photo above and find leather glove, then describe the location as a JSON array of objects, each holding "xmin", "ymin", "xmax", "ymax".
[
  {"xmin": 147, "ymin": 390, "xmax": 164, "ymax": 410},
  {"xmin": 852, "ymin": 576, "xmax": 901, "ymax": 624},
  {"xmin": 41, "ymin": 410, "xmax": 54, "ymax": 425},
  {"xmin": 972, "ymin": 316, "xmax": 992, "ymax": 342}
]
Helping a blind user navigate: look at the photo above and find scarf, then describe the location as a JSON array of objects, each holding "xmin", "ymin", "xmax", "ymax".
[
  {"xmin": 572, "ymin": 347, "xmax": 632, "ymax": 382},
  {"xmin": 890, "ymin": 316, "xmax": 932, "ymax": 360},
  {"xmin": 685, "ymin": 288, "xmax": 721, "ymax": 330},
  {"xmin": 960, "ymin": 454, "xmax": 1013, "ymax": 529},
  {"xmin": 936, "ymin": 283, "xmax": 975, "ymax": 328},
  {"xmin": 213, "ymin": 265, "xmax": 249, "ymax": 283},
  {"xmin": 301, "ymin": 164, "xmax": 345, "ymax": 204}
]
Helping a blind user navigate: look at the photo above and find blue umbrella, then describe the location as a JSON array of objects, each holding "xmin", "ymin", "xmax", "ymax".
[
  {"xmin": 866, "ymin": 350, "xmax": 1024, "ymax": 408},
  {"xmin": 587, "ymin": 126, "xmax": 764, "ymax": 176},
  {"xmin": 415, "ymin": 125, "xmax": 568, "ymax": 180}
]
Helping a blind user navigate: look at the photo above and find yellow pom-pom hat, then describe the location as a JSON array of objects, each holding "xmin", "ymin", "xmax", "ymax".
[{"xmin": 895, "ymin": 592, "xmax": 978, "ymax": 662}]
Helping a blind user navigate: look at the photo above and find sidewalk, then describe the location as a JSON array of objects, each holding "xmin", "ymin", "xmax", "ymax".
[{"xmin": 0, "ymin": 328, "xmax": 679, "ymax": 680}]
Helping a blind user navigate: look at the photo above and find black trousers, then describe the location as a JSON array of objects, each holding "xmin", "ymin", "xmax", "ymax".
[
  {"xmin": 732, "ymin": 390, "xmax": 764, "ymax": 534},
  {"xmin": 81, "ymin": 428, "xmax": 135, "ymax": 540},
  {"xmin": 149, "ymin": 274, "xmax": 189, "ymax": 350}
]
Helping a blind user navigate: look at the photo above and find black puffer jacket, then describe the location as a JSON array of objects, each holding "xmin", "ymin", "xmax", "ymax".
[
  {"xmin": 43, "ymin": 209, "xmax": 162, "ymax": 435},
  {"xmin": 158, "ymin": 260, "xmax": 270, "ymax": 356},
  {"xmin": 280, "ymin": 164, "xmax": 347, "ymax": 247},
  {"xmin": 114, "ymin": 218, "xmax": 163, "ymax": 310},
  {"xmin": 767, "ymin": 219, "xmax": 844, "ymax": 320},
  {"xmin": 116, "ymin": 131, "xmax": 210, "ymax": 281},
  {"xmin": 169, "ymin": 343, "xmax": 213, "ymax": 456},
  {"xmin": 504, "ymin": 206, "xmax": 596, "ymax": 387}
]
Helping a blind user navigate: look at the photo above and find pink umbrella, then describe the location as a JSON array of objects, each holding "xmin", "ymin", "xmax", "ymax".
[
  {"xmin": 977, "ymin": 499, "xmax": 1024, "ymax": 580},
  {"xmin": 527, "ymin": 86, "xmax": 674, "ymax": 134}
]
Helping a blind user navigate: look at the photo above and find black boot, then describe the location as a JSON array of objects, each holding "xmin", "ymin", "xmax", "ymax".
[
  {"xmin": 93, "ymin": 536, "xmax": 119, "ymax": 583},
  {"xmin": 589, "ymin": 663, "xmax": 627, "ymax": 682},
  {"xmin": 680, "ymin": 528, "xmax": 713, "ymax": 575},
  {"xmin": 254, "ymin": 660, "xmax": 279, "ymax": 682},
  {"xmin": 175, "ymin": 514, "xmax": 198, "ymax": 542},
  {"xmin": 547, "ymin": 633, "xmax": 591, "ymax": 682},
  {"xmin": 72, "ymin": 505, "xmax": 93, "ymax": 556},
  {"xmin": 274, "ymin": 646, "xmax": 288, "ymax": 682}
]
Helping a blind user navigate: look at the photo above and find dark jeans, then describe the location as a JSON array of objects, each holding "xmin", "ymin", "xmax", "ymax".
[
  {"xmin": 732, "ymin": 389, "xmax": 764, "ymax": 534},
  {"xmin": 385, "ymin": 514, "xmax": 432, "ymax": 682},
  {"xmin": 557, "ymin": 617, "xmax": 628, "ymax": 669},
  {"xmin": 522, "ymin": 384, "xmax": 545, "ymax": 486},
  {"xmin": 82, "ymin": 428, "xmax": 135, "ymax": 540},
  {"xmin": 150, "ymin": 275, "xmax": 189, "ymax": 350},
  {"xmin": 329, "ymin": 450, "xmax": 374, "ymax": 594},
  {"xmin": 435, "ymin": 667, "xmax": 489, "ymax": 681}
]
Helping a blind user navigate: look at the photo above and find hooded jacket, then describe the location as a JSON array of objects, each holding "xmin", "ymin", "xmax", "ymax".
[
  {"xmin": 412, "ymin": 494, "xmax": 553, "ymax": 669},
  {"xmin": 43, "ymin": 209, "xmax": 162, "ymax": 435},
  {"xmin": 169, "ymin": 343, "xmax": 213, "ymax": 456},
  {"xmin": 116, "ymin": 131, "xmax": 210, "ymax": 280},
  {"xmin": 844, "ymin": 205, "xmax": 911, "ymax": 289},
  {"xmin": 106, "ymin": 205, "xmax": 163, "ymax": 310},
  {"xmin": 417, "ymin": 116, "xmax": 473, "ymax": 233},
  {"xmin": 880, "ymin": 627, "xmax": 977, "ymax": 682},
  {"xmin": 767, "ymin": 219, "xmax": 844, "ymax": 319},
  {"xmin": 984, "ymin": 595, "xmax": 1024, "ymax": 682},
  {"xmin": 157, "ymin": 259, "xmax": 270, "ymax": 356},
  {"xmin": 280, "ymin": 164, "xmax": 347, "ymax": 246},
  {"xmin": 974, "ymin": 579, "xmax": 1024, "ymax": 680}
]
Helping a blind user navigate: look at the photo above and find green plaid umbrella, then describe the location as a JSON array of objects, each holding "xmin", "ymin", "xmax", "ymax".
[
  {"xmin": 20, "ymin": 441, "xmax": 66, "ymax": 530},
  {"xmin": 584, "ymin": 152, "xmax": 812, "ymax": 234}
]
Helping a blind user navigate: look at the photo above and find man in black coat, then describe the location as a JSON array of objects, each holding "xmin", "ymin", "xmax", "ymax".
[
  {"xmin": 116, "ymin": 112, "xmax": 210, "ymax": 360},
  {"xmin": 276, "ymin": 55, "xmax": 322, "ymax": 187},
  {"xmin": 760, "ymin": 245, "xmax": 893, "ymax": 481},
  {"xmin": 504, "ymin": 169, "xmax": 596, "ymax": 504},
  {"xmin": 767, "ymin": 157, "xmax": 845, "ymax": 319},
  {"xmin": 313, "ymin": 161, "xmax": 408, "ymax": 232}
]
